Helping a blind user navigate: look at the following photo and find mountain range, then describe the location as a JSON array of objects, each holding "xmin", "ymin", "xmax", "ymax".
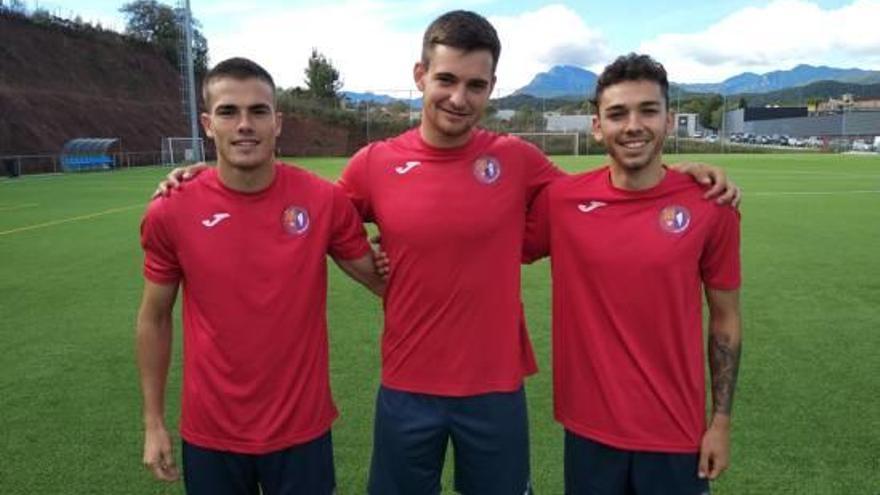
[
  {"xmin": 342, "ymin": 91, "xmax": 422, "ymax": 109},
  {"xmin": 514, "ymin": 64, "xmax": 880, "ymax": 98},
  {"xmin": 342, "ymin": 64, "xmax": 880, "ymax": 106}
]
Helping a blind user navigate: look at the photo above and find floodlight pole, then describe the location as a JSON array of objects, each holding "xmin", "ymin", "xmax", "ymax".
[{"xmin": 183, "ymin": 0, "xmax": 202, "ymax": 161}]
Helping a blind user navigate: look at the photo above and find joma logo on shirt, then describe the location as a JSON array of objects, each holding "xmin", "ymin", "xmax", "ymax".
[
  {"xmin": 201, "ymin": 213, "xmax": 231, "ymax": 228},
  {"xmin": 395, "ymin": 161, "xmax": 421, "ymax": 174}
]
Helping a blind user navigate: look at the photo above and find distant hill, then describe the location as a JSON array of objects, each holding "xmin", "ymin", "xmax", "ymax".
[
  {"xmin": 342, "ymin": 91, "xmax": 423, "ymax": 110},
  {"xmin": 509, "ymin": 63, "xmax": 880, "ymax": 100},
  {"xmin": 676, "ymin": 65, "xmax": 880, "ymax": 95},
  {"xmin": 514, "ymin": 65, "xmax": 597, "ymax": 99},
  {"xmin": 736, "ymin": 80, "xmax": 880, "ymax": 107}
]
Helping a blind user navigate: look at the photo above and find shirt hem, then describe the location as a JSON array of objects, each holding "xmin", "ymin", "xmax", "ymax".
[
  {"xmin": 181, "ymin": 416, "xmax": 336, "ymax": 455},
  {"xmin": 558, "ymin": 415, "xmax": 700, "ymax": 454},
  {"xmin": 143, "ymin": 270, "xmax": 179, "ymax": 286},
  {"xmin": 381, "ymin": 377, "xmax": 527, "ymax": 397}
]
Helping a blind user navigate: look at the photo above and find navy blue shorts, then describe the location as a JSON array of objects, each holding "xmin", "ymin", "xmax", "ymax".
[
  {"xmin": 182, "ymin": 431, "xmax": 335, "ymax": 495},
  {"xmin": 368, "ymin": 385, "xmax": 532, "ymax": 495},
  {"xmin": 564, "ymin": 430, "xmax": 709, "ymax": 495}
]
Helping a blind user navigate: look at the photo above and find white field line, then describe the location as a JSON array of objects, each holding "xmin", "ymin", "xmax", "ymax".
[
  {"xmin": 0, "ymin": 203, "xmax": 39, "ymax": 212},
  {"xmin": 735, "ymin": 169, "xmax": 880, "ymax": 179},
  {"xmin": 750, "ymin": 190, "xmax": 880, "ymax": 197},
  {"xmin": 0, "ymin": 204, "xmax": 142, "ymax": 237}
]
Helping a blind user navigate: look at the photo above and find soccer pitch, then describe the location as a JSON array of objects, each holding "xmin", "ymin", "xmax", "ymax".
[{"xmin": 1, "ymin": 153, "xmax": 878, "ymax": 494}]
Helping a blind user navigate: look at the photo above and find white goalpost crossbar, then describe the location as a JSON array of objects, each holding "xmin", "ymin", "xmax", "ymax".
[{"xmin": 510, "ymin": 132, "xmax": 580, "ymax": 155}]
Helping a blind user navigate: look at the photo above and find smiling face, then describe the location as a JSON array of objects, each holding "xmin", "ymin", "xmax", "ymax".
[
  {"xmin": 414, "ymin": 45, "xmax": 496, "ymax": 148},
  {"xmin": 200, "ymin": 77, "xmax": 282, "ymax": 172},
  {"xmin": 592, "ymin": 79, "xmax": 673, "ymax": 174}
]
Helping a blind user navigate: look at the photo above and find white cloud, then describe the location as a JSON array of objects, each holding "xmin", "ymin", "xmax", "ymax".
[
  {"xmin": 206, "ymin": 1, "xmax": 422, "ymax": 97},
  {"xmin": 205, "ymin": 2, "xmax": 609, "ymax": 97},
  {"xmin": 490, "ymin": 4, "xmax": 609, "ymax": 94},
  {"xmin": 639, "ymin": 0, "xmax": 880, "ymax": 82}
]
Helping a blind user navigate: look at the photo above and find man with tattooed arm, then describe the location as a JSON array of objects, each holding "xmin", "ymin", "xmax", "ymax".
[{"xmin": 524, "ymin": 53, "xmax": 742, "ymax": 495}]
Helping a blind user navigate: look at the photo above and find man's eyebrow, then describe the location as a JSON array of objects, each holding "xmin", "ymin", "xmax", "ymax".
[{"xmin": 604, "ymin": 103, "xmax": 627, "ymax": 112}]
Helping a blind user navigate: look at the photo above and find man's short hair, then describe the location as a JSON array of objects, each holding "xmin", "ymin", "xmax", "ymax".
[
  {"xmin": 592, "ymin": 53, "xmax": 669, "ymax": 110},
  {"xmin": 201, "ymin": 57, "xmax": 276, "ymax": 106},
  {"xmin": 421, "ymin": 10, "xmax": 501, "ymax": 71}
]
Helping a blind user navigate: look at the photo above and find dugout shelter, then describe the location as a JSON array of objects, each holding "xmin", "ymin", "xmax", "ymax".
[{"xmin": 60, "ymin": 138, "xmax": 120, "ymax": 172}]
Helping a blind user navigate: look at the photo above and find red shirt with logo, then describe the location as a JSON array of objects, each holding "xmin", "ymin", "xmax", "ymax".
[
  {"xmin": 525, "ymin": 167, "xmax": 741, "ymax": 452},
  {"xmin": 141, "ymin": 163, "xmax": 370, "ymax": 454},
  {"xmin": 339, "ymin": 128, "xmax": 563, "ymax": 396}
]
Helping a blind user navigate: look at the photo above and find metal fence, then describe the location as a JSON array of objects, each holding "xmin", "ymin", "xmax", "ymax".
[{"xmin": 0, "ymin": 151, "xmax": 169, "ymax": 177}]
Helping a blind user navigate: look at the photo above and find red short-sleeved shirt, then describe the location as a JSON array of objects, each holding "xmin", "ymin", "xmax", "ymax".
[
  {"xmin": 141, "ymin": 163, "xmax": 370, "ymax": 454},
  {"xmin": 525, "ymin": 167, "xmax": 741, "ymax": 452},
  {"xmin": 339, "ymin": 128, "xmax": 564, "ymax": 396}
]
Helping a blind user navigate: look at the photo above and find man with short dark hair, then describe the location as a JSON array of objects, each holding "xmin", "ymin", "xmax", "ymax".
[
  {"xmin": 524, "ymin": 53, "xmax": 742, "ymax": 494},
  {"xmin": 340, "ymin": 11, "xmax": 556, "ymax": 495},
  {"xmin": 136, "ymin": 57, "xmax": 384, "ymax": 494}
]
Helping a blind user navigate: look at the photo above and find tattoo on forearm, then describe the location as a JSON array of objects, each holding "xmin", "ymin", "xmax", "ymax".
[{"xmin": 709, "ymin": 333, "xmax": 741, "ymax": 415}]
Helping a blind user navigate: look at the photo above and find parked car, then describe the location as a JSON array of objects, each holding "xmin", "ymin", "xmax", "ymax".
[
  {"xmin": 805, "ymin": 136, "xmax": 823, "ymax": 147},
  {"xmin": 852, "ymin": 140, "xmax": 872, "ymax": 152},
  {"xmin": 706, "ymin": 134, "xmax": 718, "ymax": 143}
]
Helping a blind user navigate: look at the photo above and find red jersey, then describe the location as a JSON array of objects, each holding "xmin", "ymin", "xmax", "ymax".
[
  {"xmin": 141, "ymin": 163, "xmax": 370, "ymax": 454},
  {"xmin": 339, "ymin": 128, "xmax": 563, "ymax": 396},
  {"xmin": 525, "ymin": 167, "xmax": 741, "ymax": 452}
]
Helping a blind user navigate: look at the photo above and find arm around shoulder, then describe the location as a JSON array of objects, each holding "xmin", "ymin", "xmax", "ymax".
[{"xmin": 333, "ymin": 253, "xmax": 386, "ymax": 297}]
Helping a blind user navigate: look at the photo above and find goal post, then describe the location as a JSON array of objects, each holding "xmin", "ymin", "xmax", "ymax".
[
  {"xmin": 510, "ymin": 132, "xmax": 580, "ymax": 155},
  {"xmin": 162, "ymin": 137, "xmax": 205, "ymax": 165}
]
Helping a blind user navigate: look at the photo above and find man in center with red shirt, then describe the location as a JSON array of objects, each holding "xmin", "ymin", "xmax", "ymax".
[
  {"xmin": 339, "ymin": 12, "xmax": 739, "ymax": 495},
  {"xmin": 339, "ymin": 11, "xmax": 559, "ymax": 494},
  {"xmin": 524, "ymin": 54, "xmax": 743, "ymax": 494}
]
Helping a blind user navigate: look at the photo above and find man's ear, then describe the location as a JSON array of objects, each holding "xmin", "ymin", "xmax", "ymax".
[
  {"xmin": 414, "ymin": 62, "xmax": 427, "ymax": 92},
  {"xmin": 200, "ymin": 113, "xmax": 214, "ymax": 139},
  {"xmin": 591, "ymin": 115, "xmax": 603, "ymax": 142}
]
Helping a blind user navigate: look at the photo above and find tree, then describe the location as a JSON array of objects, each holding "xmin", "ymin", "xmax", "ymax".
[
  {"xmin": 304, "ymin": 48, "xmax": 342, "ymax": 102},
  {"xmin": 119, "ymin": 0, "xmax": 208, "ymax": 78},
  {"xmin": 699, "ymin": 94, "xmax": 723, "ymax": 131}
]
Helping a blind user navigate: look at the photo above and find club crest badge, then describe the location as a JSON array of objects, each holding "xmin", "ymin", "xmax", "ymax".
[
  {"xmin": 473, "ymin": 156, "xmax": 501, "ymax": 184},
  {"xmin": 282, "ymin": 206, "xmax": 310, "ymax": 235},
  {"xmin": 659, "ymin": 205, "xmax": 691, "ymax": 234}
]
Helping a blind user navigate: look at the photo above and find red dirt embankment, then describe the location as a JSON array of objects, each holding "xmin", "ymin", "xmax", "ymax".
[
  {"xmin": 0, "ymin": 13, "xmax": 355, "ymax": 157},
  {"xmin": 0, "ymin": 13, "xmax": 187, "ymax": 154}
]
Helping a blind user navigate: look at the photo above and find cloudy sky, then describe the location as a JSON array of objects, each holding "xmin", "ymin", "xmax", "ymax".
[{"xmin": 34, "ymin": 0, "xmax": 880, "ymax": 96}]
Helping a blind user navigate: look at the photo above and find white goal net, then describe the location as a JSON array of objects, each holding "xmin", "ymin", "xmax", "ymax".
[
  {"xmin": 511, "ymin": 132, "xmax": 580, "ymax": 155},
  {"xmin": 162, "ymin": 137, "xmax": 205, "ymax": 165}
]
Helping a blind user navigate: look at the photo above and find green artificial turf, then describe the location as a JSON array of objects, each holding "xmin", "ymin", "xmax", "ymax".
[{"xmin": 0, "ymin": 152, "xmax": 877, "ymax": 494}]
